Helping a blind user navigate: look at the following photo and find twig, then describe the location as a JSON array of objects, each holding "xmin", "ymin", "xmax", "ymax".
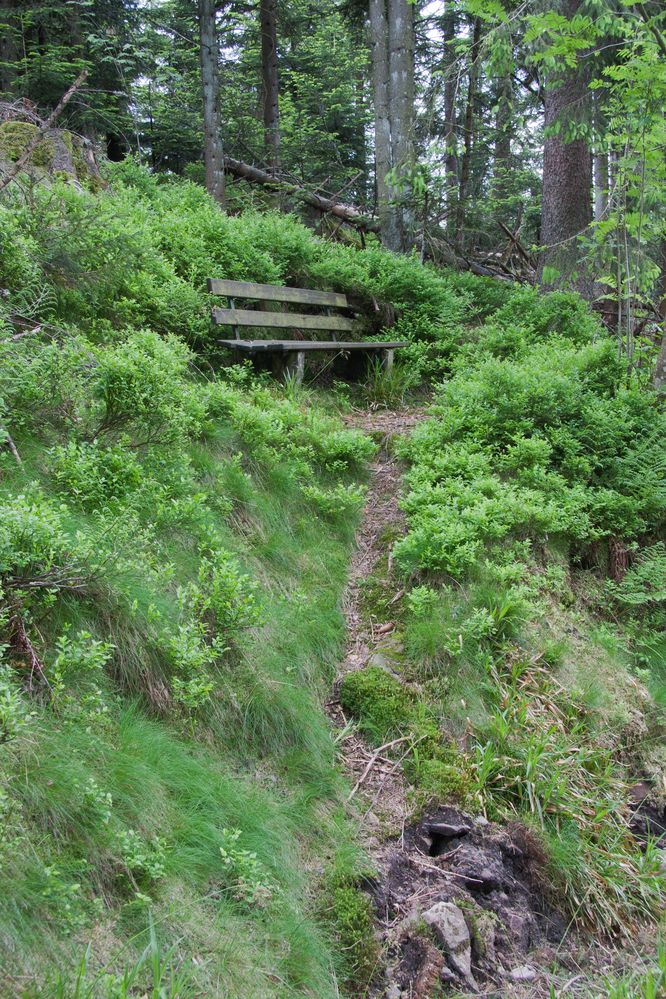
[
  {"xmin": 0, "ymin": 69, "xmax": 88, "ymax": 193},
  {"xmin": 347, "ymin": 735, "xmax": 411, "ymax": 801}
]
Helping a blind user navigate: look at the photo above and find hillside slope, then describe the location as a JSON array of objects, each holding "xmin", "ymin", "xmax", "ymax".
[{"xmin": 0, "ymin": 164, "xmax": 664, "ymax": 997}]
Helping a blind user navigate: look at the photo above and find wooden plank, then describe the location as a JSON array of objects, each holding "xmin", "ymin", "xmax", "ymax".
[
  {"xmin": 213, "ymin": 307, "xmax": 355, "ymax": 332},
  {"xmin": 208, "ymin": 278, "xmax": 349, "ymax": 308},
  {"xmin": 218, "ymin": 339, "xmax": 408, "ymax": 352}
]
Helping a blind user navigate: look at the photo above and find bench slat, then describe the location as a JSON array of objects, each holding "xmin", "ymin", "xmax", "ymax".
[
  {"xmin": 218, "ymin": 339, "xmax": 408, "ymax": 352},
  {"xmin": 208, "ymin": 279, "xmax": 349, "ymax": 308},
  {"xmin": 213, "ymin": 308, "xmax": 355, "ymax": 332}
]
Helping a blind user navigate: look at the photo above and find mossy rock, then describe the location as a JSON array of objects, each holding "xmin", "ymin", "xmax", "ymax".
[
  {"xmin": 0, "ymin": 121, "xmax": 103, "ymax": 190},
  {"xmin": 340, "ymin": 665, "xmax": 414, "ymax": 744},
  {"xmin": 0, "ymin": 121, "xmax": 53, "ymax": 166}
]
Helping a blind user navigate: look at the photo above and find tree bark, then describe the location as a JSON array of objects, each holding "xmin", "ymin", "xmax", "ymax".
[
  {"xmin": 654, "ymin": 237, "xmax": 666, "ymax": 391},
  {"xmin": 260, "ymin": 0, "xmax": 280, "ymax": 172},
  {"xmin": 442, "ymin": 5, "xmax": 458, "ymax": 234},
  {"xmin": 388, "ymin": 0, "xmax": 416, "ymax": 249},
  {"xmin": 455, "ymin": 16, "xmax": 481, "ymax": 253},
  {"xmin": 198, "ymin": 0, "xmax": 225, "ymax": 205},
  {"xmin": 0, "ymin": 0, "xmax": 18, "ymax": 97},
  {"xmin": 492, "ymin": 73, "xmax": 512, "ymax": 214},
  {"xmin": 369, "ymin": 0, "xmax": 399, "ymax": 250},
  {"xmin": 537, "ymin": 0, "xmax": 592, "ymax": 298}
]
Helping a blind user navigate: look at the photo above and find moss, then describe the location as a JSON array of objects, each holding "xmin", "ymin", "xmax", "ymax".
[
  {"xmin": 0, "ymin": 122, "xmax": 54, "ymax": 167},
  {"xmin": 339, "ymin": 666, "xmax": 414, "ymax": 743},
  {"xmin": 328, "ymin": 879, "xmax": 380, "ymax": 992},
  {"xmin": 406, "ymin": 749, "xmax": 472, "ymax": 807}
]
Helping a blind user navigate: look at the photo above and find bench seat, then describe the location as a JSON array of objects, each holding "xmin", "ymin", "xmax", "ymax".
[{"xmin": 217, "ymin": 339, "xmax": 408, "ymax": 352}]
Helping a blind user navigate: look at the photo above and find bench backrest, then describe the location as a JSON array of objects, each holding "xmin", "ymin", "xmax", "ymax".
[{"xmin": 207, "ymin": 278, "xmax": 354, "ymax": 335}]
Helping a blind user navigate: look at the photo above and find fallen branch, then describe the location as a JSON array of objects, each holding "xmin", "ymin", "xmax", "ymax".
[
  {"xmin": 347, "ymin": 735, "xmax": 411, "ymax": 801},
  {"xmin": 0, "ymin": 69, "xmax": 88, "ymax": 194},
  {"xmin": 223, "ymin": 155, "xmax": 378, "ymax": 232},
  {"xmin": 1, "ymin": 429, "xmax": 22, "ymax": 465},
  {"xmin": 8, "ymin": 604, "xmax": 48, "ymax": 690}
]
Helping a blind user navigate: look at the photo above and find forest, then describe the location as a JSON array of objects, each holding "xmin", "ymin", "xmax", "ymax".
[{"xmin": 0, "ymin": 1, "xmax": 665, "ymax": 997}]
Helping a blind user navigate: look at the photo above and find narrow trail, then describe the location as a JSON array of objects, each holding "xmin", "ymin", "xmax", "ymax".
[{"xmin": 328, "ymin": 407, "xmax": 422, "ymax": 837}]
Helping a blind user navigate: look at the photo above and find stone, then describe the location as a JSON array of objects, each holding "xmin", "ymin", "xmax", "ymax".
[
  {"xmin": 470, "ymin": 910, "xmax": 496, "ymax": 963},
  {"xmin": 509, "ymin": 964, "xmax": 538, "ymax": 982},
  {"xmin": 428, "ymin": 821, "xmax": 471, "ymax": 839},
  {"xmin": 422, "ymin": 902, "xmax": 472, "ymax": 979},
  {"xmin": 498, "ymin": 909, "xmax": 532, "ymax": 952},
  {"xmin": 385, "ymin": 983, "xmax": 401, "ymax": 999}
]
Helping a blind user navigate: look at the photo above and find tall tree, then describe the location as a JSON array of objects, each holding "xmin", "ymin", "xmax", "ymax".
[
  {"xmin": 369, "ymin": 0, "xmax": 397, "ymax": 249},
  {"xmin": 198, "ymin": 0, "xmax": 225, "ymax": 205},
  {"xmin": 388, "ymin": 0, "xmax": 416, "ymax": 248},
  {"xmin": 260, "ymin": 0, "xmax": 280, "ymax": 172},
  {"xmin": 537, "ymin": 0, "xmax": 592, "ymax": 297},
  {"xmin": 455, "ymin": 16, "xmax": 482, "ymax": 252}
]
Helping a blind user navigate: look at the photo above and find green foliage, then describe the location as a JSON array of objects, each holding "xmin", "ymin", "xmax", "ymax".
[
  {"xmin": 339, "ymin": 666, "xmax": 414, "ymax": 744},
  {"xmin": 325, "ymin": 875, "xmax": 379, "ymax": 992},
  {"xmin": 396, "ymin": 289, "xmax": 666, "ymax": 577}
]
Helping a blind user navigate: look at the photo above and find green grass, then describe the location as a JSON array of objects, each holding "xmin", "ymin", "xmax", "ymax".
[{"xmin": 0, "ymin": 396, "xmax": 372, "ymax": 997}]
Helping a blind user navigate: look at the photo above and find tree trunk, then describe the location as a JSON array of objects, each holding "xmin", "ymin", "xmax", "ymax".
[
  {"xmin": 369, "ymin": 0, "xmax": 399, "ymax": 250},
  {"xmin": 198, "ymin": 0, "xmax": 225, "ymax": 205},
  {"xmin": 455, "ymin": 16, "xmax": 481, "ymax": 253},
  {"xmin": 537, "ymin": 0, "xmax": 592, "ymax": 298},
  {"xmin": 441, "ymin": 5, "xmax": 458, "ymax": 236},
  {"xmin": 593, "ymin": 150, "xmax": 608, "ymax": 221},
  {"xmin": 0, "ymin": 0, "xmax": 18, "ymax": 97},
  {"xmin": 260, "ymin": 0, "xmax": 280, "ymax": 172},
  {"xmin": 654, "ymin": 238, "xmax": 666, "ymax": 392},
  {"xmin": 492, "ymin": 73, "xmax": 512, "ymax": 215},
  {"xmin": 388, "ymin": 0, "xmax": 416, "ymax": 249}
]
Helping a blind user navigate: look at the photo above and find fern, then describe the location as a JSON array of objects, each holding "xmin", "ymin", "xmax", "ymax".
[{"xmin": 610, "ymin": 543, "xmax": 666, "ymax": 605}]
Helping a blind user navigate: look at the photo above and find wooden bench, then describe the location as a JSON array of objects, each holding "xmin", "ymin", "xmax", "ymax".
[{"xmin": 208, "ymin": 278, "xmax": 407, "ymax": 384}]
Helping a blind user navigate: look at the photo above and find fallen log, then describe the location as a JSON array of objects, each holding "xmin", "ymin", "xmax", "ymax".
[{"xmin": 223, "ymin": 155, "xmax": 379, "ymax": 232}]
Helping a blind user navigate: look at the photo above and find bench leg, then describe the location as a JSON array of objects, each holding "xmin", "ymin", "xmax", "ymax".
[
  {"xmin": 284, "ymin": 350, "xmax": 305, "ymax": 385},
  {"xmin": 381, "ymin": 348, "xmax": 395, "ymax": 373}
]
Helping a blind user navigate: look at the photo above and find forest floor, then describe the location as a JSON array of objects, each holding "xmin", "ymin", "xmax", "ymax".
[{"xmin": 326, "ymin": 405, "xmax": 662, "ymax": 999}]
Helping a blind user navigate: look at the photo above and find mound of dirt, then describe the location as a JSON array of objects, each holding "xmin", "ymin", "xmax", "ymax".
[{"xmin": 373, "ymin": 806, "xmax": 568, "ymax": 996}]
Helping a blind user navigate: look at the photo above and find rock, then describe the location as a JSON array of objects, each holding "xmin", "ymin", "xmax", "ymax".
[
  {"xmin": 386, "ymin": 983, "xmax": 401, "ymax": 999},
  {"xmin": 428, "ymin": 821, "xmax": 471, "ymax": 839},
  {"xmin": 475, "ymin": 815, "xmax": 490, "ymax": 827},
  {"xmin": 367, "ymin": 650, "xmax": 392, "ymax": 669},
  {"xmin": 509, "ymin": 964, "xmax": 538, "ymax": 982},
  {"xmin": 470, "ymin": 910, "xmax": 496, "ymax": 963},
  {"xmin": 498, "ymin": 909, "xmax": 533, "ymax": 952},
  {"xmin": 422, "ymin": 902, "xmax": 472, "ymax": 980}
]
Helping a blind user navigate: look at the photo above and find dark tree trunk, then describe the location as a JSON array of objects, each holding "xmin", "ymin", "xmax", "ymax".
[
  {"xmin": 198, "ymin": 0, "xmax": 225, "ymax": 205},
  {"xmin": 388, "ymin": 0, "xmax": 416, "ymax": 249},
  {"xmin": 369, "ymin": 0, "xmax": 399, "ymax": 250},
  {"xmin": 492, "ymin": 73, "xmax": 512, "ymax": 214},
  {"xmin": 654, "ymin": 237, "xmax": 666, "ymax": 391},
  {"xmin": 260, "ymin": 0, "xmax": 280, "ymax": 172},
  {"xmin": 442, "ymin": 5, "xmax": 458, "ymax": 234},
  {"xmin": 0, "ymin": 0, "xmax": 18, "ymax": 97},
  {"xmin": 455, "ymin": 16, "xmax": 481, "ymax": 252},
  {"xmin": 537, "ymin": 0, "xmax": 592, "ymax": 298}
]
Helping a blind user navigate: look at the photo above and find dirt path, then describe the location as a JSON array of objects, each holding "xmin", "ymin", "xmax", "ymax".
[{"xmin": 328, "ymin": 407, "xmax": 422, "ymax": 858}]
